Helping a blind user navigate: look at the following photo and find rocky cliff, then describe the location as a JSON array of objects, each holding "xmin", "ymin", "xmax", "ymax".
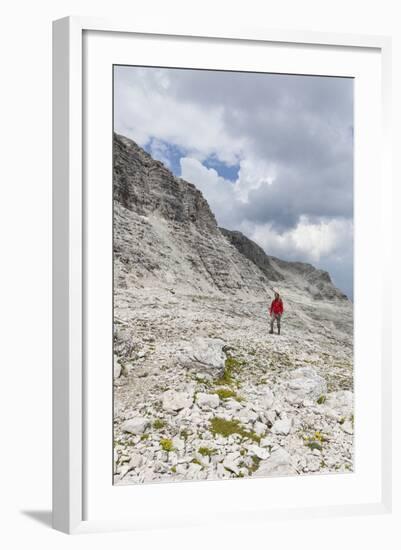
[
  {"xmin": 219, "ymin": 228, "xmax": 348, "ymax": 301},
  {"xmin": 113, "ymin": 132, "xmax": 354, "ymax": 485}
]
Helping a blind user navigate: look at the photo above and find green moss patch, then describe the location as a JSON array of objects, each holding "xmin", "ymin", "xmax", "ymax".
[
  {"xmin": 306, "ymin": 441, "xmax": 322, "ymax": 451},
  {"xmin": 214, "ymin": 388, "xmax": 241, "ymax": 400},
  {"xmin": 153, "ymin": 419, "xmax": 166, "ymax": 429},
  {"xmin": 215, "ymin": 356, "xmax": 244, "ymax": 386},
  {"xmin": 303, "ymin": 430, "xmax": 328, "ymax": 451},
  {"xmin": 209, "ymin": 417, "xmax": 260, "ymax": 443},
  {"xmin": 160, "ymin": 439, "xmax": 174, "ymax": 452},
  {"xmin": 180, "ymin": 428, "xmax": 191, "ymax": 440},
  {"xmin": 198, "ymin": 446, "xmax": 216, "ymax": 457},
  {"xmin": 249, "ymin": 455, "xmax": 261, "ymax": 474}
]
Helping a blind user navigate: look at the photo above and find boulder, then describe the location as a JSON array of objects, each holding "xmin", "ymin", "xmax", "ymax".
[
  {"xmin": 260, "ymin": 436, "xmax": 274, "ymax": 448},
  {"xmin": 287, "ymin": 367, "xmax": 327, "ymax": 403},
  {"xmin": 162, "ymin": 390, "xmax": 194, "ymax": 412},
  {"xmin": 185, "ymin": 463, "xmax": 203, "ymax": 479},
  {"xmin": 253, "ymin": 421, "xmax": 267, "ymax": 437},
  {"xmin": 196, "ymin": 392, "xmax": 220, "ymax": 409},
  {"xmin": 306, "ymin": 455, "xmax": 320, "ymax": 472},
  {"xmin": 271, "ymin": 418, "xmax": 292, "ymax": 435},
  {"xmin": 260, "ymin": 388, "xmax": 275, "ymax": 410},
  {"xmin": 128, "ymin": 453, "xmax": 143, "ymax": 470},
  {"xmin": 341, "ymin": 420, "xmax": 354, "ymax": 435},
  {"xmin": 179, "ymin": 337, "xmax": 226, "ymax": 371},
  {"xmin": 247, "ymin": 444, "xmax": 270, "ymax": 460},
  {"xmin": 121, "ymin": 416, "xmax": 149, "ymax": 435},
  {"xmin": 325, "ymin": 390, "xmax": 353, "ymax": 417},
  {"xmin": 223, "ymin": 452, "xmax": 241, "ymax": 475},
  {"xmin": 172, "ymin": 435, "xmax": 185, "ymax": 451},
  {"xmin": 175, "ymin": 464, "xmax": 188, "ymax": 475},
  {"xmin": 225, "ymin": 399, "xmax": 243, "ymax": 411},
  {"xmin": 254, "ymin": 448, "xmax": 296, "ymax": 477},
  {"xmin": 114, "ymin": 326, "xmax": 136, "ymax": 359},
  {"xmin": 237, "ymin": 408, "xmax": 258, "ymax": 424},
  {"xmin": 114, "ymin": 355, "xmax": 122, "ymax": 379}
]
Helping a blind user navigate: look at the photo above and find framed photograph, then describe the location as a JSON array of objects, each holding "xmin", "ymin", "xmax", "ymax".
[{"xmin": 52, "ymin": 17, "xmax": 392, "ymax": 534}]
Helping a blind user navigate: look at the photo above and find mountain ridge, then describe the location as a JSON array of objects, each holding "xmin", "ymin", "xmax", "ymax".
[{"xmin": 113, "ymin": 132, "xmax": 348, "ymax": 302}]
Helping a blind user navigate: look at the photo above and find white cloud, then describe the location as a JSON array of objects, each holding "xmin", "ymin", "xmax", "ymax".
[
  {"xmin": 180, "ymin": 157, "xmax": 236, "ymax": 227},
  {"xmin": 236, "ymin": 157, "xmax": 276, "ymax": 202},
  {"xmin": 180, "ymin": 155, "xmax": 276, "ymax": 213},
  {"xmin": 240, "ymin": 217, "xmax": 353, "ymax": 264},
  {"xmin": 114, "ymin": 68, "xmax": 246, "ymax": 165},
  {"xmin": 180, "ymin": 156, "xmax": 353, "ymax": 265}
]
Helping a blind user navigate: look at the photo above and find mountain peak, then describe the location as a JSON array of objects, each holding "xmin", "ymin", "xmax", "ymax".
[{"xmin": 114, "ymin": 132, "xmax": 217, "ymax": 232}]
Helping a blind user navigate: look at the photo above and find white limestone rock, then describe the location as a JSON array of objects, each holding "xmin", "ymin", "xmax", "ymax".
[
  {"xmin": 325, "ymin": 390, "xmax": 353, "ymax": 417},
  {"xmin": 172, "ymin": 436, "xmax": 185, "ymax": 451},
  {"xmin": 260, "ymin": 388, "xmax": 275, "ymax": 410},
  {"xmin": 341, "ymin": 420, "xmax": 354, "ymax": 435},
  {"xmin": 271, "ymin": 418, "xmax": 292, "ymax": 435},
  {"xmin": 225, "ymin": 399, "xmax": 243, "ymax": 411},
  {"xmin": 248, "ymin": 444, "xmax": 270, "ymax": 460},
  {"xmin": 179, "ymin": 337, "xmax": 226, "ymax": 370},
  {"xmin": 121, "ymin": 416, "xmax": 150, "ymax": 435},
  {"xmin": 260, "ymin": 436, "xmax": 275, "ymax": 448},
  {"xmin": 128, "ymin": 453, "xmax": 143, "ymax": 470},
  {"xmin": 223, "ymin": 452, "xmax": 241, "ymax": 475},
  {"xmin": 162, "ymin": 390, "xmax": 193, "ymax": 412},
  {"xmin": 114, "ymin": 355, "xmax": 122, "ymax": 379},
  {"xmin": 287, "ymin": 367, "xmax": 327, "ymax": 403},
  {"xmin": 237, "ymin": 408, "xmax": 258, "ymax": 424},
  {"xmin": 253, "ymin": 421, "xmax": 267, "ymax": 437},
  {"xmin": 196, "ymin": 392, "xmax": 220, "ymax": 409},
  {"xmin": 254, "ymin": 448, "xmax": 296, "ymax": 477}
]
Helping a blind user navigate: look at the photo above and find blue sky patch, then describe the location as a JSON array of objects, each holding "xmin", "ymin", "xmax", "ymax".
[
  {"xmin": 145, "ymin": 138, "xmax": 240, "ymax": 183},
  {"xmin": 203, "ymin": 156, "xmax": 239, "ymax": 183},
  {"xmin": 144, "ymin": 138, "xmax": 186, "ymax": 177}
]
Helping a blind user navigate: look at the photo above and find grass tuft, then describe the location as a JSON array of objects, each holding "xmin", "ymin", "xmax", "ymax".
[
  {"xmin": 214, "ymin": 388, "xmax": 240, "ymax": 400},
  {"xmin": 160, "ymin": 438, "xmax": 174, "ymax": 452},
  {"xmin": 198, "ymin": 446, "xmax": 216, "ymax": 457},
  {"xmin": 215, "ymin": 356, "xmax": 244, "ymax": 386},
  {"xmin": 306, "ymin": 441, "xmax": 322, "ymax": 451},
  {"xmin": 153, "ymin": 419, "xmax": 166, "ymax": 429},
  {"xmin": 209, "ymin": 417, "xmax": 260, "ymax": 443},
  {"xmin": 249, "ymin": 455, "xmax": 261, "ymax": 474},
  {"xmin": 180, "ymin": 428, "xmax": 191, "ymax": 440},
  {"xmin": 303, "ymin": 430, "xmax": 328, "ymax": 452}
]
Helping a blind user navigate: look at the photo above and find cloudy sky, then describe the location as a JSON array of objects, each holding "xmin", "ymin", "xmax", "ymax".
[{"xmin": 114, "ymin": 66, "xmax": 354, "ymax": 299}]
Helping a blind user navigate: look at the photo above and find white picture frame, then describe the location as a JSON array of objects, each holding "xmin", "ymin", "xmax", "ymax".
[{"xmin": 52, "ymin": 16, "xmax": 392, "ymax": 534}]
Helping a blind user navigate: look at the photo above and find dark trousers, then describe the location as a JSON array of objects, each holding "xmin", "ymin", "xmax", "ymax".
[{"xmin": 270, "ymin": 313, "xmax": 281, "ymax": 332}]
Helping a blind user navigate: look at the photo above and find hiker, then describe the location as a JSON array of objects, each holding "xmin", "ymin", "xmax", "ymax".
[{"xmin": 269, "ymin": 291, "xmax": 284, "ymax": 335}]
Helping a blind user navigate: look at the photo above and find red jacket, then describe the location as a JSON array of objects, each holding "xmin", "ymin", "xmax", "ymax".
[{"xmin": 270, "ymin": 298, "xmax": 284, "ymax": 316}]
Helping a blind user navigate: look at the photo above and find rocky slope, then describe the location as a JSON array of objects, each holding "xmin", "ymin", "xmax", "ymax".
[
  {"xmin": 113, "ymin": 133, "xmax": 354, "ymax": 485},
  {"xmin": 220, "ymin": 228, "xmax": 348, "ymax": 301}
]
